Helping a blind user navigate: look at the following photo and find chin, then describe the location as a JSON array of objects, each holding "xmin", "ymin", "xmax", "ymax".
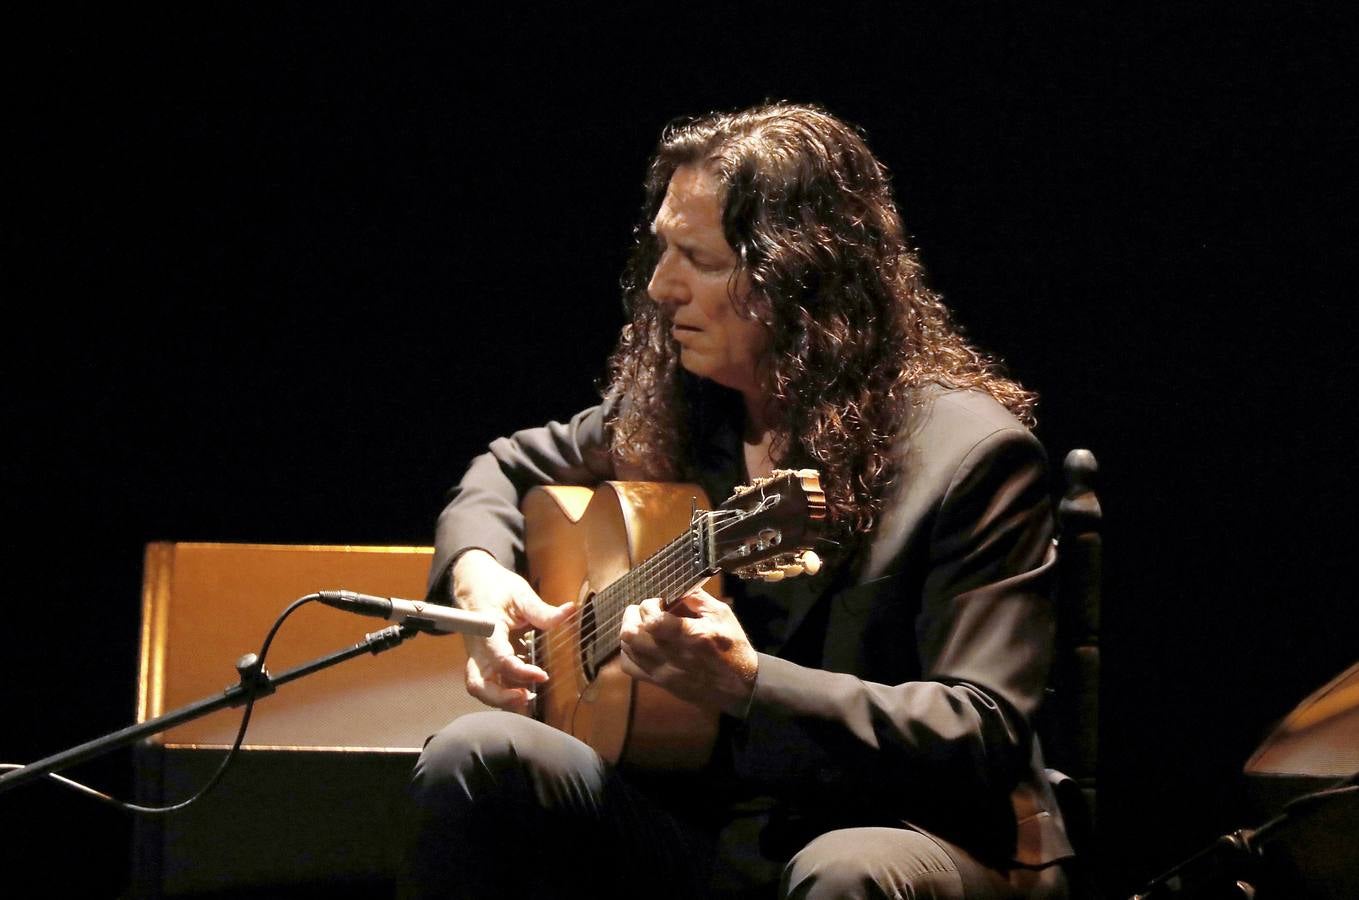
[
  {"xmin": 678, "ymin": 351, "xmax": 710, "ymax": 378},
  {"xmin": 680, "ymin": 353, "xmax": 748, "ymax": 394}
]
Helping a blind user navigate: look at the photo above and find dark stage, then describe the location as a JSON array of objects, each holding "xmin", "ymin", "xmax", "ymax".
[{"xmin": 3, "ymin": 6, "xmax": 1356, "ymax": 897}]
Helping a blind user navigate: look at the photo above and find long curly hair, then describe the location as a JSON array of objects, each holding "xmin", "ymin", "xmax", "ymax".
[{"xmin": 606, "ymin": 102, "xmax": 1036, "ymax": 554}]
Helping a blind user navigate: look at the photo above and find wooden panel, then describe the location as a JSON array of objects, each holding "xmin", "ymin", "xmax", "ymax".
[{"xmin": 137, "ymin": 542, "xmax": 487, "ymax": 751}]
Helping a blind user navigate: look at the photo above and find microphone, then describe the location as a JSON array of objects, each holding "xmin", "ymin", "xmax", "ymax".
[{"xmin": 317, "ymin": 590, "xmax": 496, "ymax": 637}]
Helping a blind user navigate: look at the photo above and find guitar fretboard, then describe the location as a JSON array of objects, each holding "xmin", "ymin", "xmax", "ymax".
[{"xmin": 585, "ymin": 518, "xmax": 713, "ymax": 667}]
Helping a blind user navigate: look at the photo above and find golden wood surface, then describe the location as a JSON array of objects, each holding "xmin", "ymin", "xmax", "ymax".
[{"xmin": 137, "ymin": 542, "xmax": 485, "ymax": 751}]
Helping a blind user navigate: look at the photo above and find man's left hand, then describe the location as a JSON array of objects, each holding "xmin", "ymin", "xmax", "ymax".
[{"xmin": 618, "ymin": 588, "xmax": 758, "ymax": 718}]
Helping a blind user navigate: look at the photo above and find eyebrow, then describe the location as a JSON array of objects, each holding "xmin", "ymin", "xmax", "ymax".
[{"xmin": 650, "ymin": 218, "xmax": 710, "ymax": 257}]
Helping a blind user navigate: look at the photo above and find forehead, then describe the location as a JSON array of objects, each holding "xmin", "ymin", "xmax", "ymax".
[{"xmin": 652, "ymin": 165, "xmax": 725, "ymax": 237}]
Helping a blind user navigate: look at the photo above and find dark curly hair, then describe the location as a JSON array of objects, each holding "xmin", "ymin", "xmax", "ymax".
[{"xmin": 606, "ymin": 102, "xmax": 1036, "ymax": 554}]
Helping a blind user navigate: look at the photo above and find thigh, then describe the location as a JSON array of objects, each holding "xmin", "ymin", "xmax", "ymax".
[
  {"xmin": 406, "ymin": 712, "xmax": 716, "ymax": 900},
  {"xmin": 781, "ymin": 826, "xmax": 1068, "ymax": 900}
]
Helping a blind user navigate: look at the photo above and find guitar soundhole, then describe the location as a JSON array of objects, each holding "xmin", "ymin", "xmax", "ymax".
[{"xmin": 579, "ymin": 593, "xmax": 598, "ymax": 680}]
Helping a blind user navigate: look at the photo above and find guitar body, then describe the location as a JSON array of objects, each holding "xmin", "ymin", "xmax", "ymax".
[{"xmin": 523, "ymin": 482, "xmax": 722, "ymax": 771}]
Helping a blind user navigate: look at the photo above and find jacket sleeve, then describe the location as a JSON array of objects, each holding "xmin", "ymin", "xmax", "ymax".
[
  {"xmin": 729, "ymin": 426, "xmax": 1056, "ymax": 819},
  {"xmin": 427, "ymin": 399, "xmax": 618, "ymax": 603}
]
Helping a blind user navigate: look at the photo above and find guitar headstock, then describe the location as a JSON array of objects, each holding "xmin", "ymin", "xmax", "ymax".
[{"xmin": 707, "ymin": 469, "xmax": 826, "ymax": 583}]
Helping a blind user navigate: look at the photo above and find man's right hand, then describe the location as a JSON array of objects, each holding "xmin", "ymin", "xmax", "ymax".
[{"xmin": 450, "ymin": 549, "xmax": 575, "ymax": 712}]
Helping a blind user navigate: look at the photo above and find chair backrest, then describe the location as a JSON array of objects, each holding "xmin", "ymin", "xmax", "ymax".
[{"xmin": 1040, "ymin": 449, "xmax": 1102, "ymax": 859}]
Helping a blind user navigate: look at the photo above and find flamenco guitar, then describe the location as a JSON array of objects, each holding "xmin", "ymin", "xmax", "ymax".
[{"xmin": 520, "ymin": 470, "xmax": 826, "ymax": 771}]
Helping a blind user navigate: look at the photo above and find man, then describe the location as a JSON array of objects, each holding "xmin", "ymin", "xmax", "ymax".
[{"xmin": 406, "ymin": 103, "xmax": 1072, "ymax": 898}]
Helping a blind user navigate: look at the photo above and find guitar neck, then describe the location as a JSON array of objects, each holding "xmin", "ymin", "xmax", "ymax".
[
  {"xmin": 525, "ymin": 470, "xmax": 823, "ymax": 679},
  {"xmin": 586, "ymin": 520, "xmax": 716, "ymax": 659}
]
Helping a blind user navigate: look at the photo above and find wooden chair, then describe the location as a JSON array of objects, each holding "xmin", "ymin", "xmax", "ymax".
[{"xmin": 1040, "ymin": 449, "xmax": 1103, "ymax": 896}]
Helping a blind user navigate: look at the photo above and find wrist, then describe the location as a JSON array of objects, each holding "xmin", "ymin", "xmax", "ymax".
[
  {"xmin": 450, "ymin": 548, "xmax": 498, "ymax": 606},
  {"xmin": 452, "ymin": 547, "xmax": 496, "ymax": 574},
  {"xmin": 721, "ymin": 649, "xmax": 759, "ymax": 719}
]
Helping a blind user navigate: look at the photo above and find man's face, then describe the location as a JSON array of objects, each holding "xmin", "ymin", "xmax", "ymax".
[{"xmin": 647, "ymin": 165, "xmax": 769, "ymax": 400}]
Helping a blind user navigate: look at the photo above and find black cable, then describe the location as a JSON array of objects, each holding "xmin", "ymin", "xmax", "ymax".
[{"xmin": 0, "ymin": 593, "xmax": 322, "ymax": 814}]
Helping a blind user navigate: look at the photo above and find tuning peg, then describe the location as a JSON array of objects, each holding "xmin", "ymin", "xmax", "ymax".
[
  {"xmin": 758, "ymin": 568, "xmax": 786, "ymax": 583},
  {"xmin": 797, "ymin": 550, "xmax": 822, "ymax": 576},
  {"xmin": 773, "ymin": 550, "xmax": 821, "ymax": 580}
]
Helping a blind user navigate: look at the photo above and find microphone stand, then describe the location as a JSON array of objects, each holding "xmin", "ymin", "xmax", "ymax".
[
  {"xmin": 1130, "ymin": 776, "xmax": 1359, "ymax": 899},
  {"xmin": 0, "ymin": 622, "xmax": 420, "ymax": 797},
  {"xmin": 1128, "ymin": 829, "xmax": 1260, "ymax": 900}
]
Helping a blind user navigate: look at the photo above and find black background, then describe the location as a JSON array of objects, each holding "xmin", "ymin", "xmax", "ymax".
[{"xmin": 3, "ymin": 5, "xmax": 1356, "ymax": 897}]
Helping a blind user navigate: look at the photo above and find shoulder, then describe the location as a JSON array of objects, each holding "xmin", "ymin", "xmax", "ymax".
[
  {"xmin": 857, "ymin": 386, "xmax": 1049, "ymax": 579},
  {"xmin": 909, "ymin": 383, "xmax": 1035, "ymax": 441},
  {"xmin": 900, "ymin": 384, "xmax": 1044, "ymax": 475}
]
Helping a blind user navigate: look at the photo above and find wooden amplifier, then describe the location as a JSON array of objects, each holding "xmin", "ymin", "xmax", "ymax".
[{"xmin": 132, "ymin": 542, "xmax": 487, "ymax": 897}]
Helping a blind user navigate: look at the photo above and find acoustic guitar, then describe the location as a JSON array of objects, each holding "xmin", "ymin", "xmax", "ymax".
[{"xmin": 520, "ymin": 470, "xmax": 826, "ymax": 770}]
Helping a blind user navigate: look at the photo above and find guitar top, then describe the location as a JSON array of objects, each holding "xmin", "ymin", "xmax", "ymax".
[{"xmin": 519, "ymin": 469, "xmax": 825, "ymax": 769}]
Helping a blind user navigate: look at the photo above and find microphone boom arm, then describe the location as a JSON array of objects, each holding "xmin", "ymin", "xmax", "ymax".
[{"xmin": 0, "ymin": 613, "xmax": 422, "ymax": 797}]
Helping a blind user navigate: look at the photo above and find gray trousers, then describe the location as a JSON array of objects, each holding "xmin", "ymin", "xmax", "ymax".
[{"xmin": 404, "ymin": 711, "xmax": 1067, "ymax": 900}]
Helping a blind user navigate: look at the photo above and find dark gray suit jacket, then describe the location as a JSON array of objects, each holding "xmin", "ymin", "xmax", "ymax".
[{"xmin": 429, "ymin": 386, "xmax": 1073, "ymax": 867}]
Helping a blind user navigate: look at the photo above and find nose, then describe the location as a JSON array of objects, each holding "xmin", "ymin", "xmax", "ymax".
[{"xmin": 646, "ymin": 247, "xmax": 688, "ymax": 309}]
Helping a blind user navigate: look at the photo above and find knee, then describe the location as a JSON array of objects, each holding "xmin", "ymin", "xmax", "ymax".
[
  {"xmin": 410, "ymin": 712, "xmax": 526, "ymax": 801},
  {"xmin": 782, "ymin": 828, "xmax": 964, "ymax": 900},
  {"xmin": 416, "ymin": 711, "xmax": 521, "ymax": 773},
  {"xmin": 409, "ymin": 712, "xmax": 602, "ymax": 813}
]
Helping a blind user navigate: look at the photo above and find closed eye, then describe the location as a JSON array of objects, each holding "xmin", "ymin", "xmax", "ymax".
[{"xmin": 654, "ymin": 229, "xmax": 729, "ymax": 273}]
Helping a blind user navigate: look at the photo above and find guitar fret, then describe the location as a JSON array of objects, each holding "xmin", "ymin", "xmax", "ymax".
[{"xmin": 587, "ymin": 525, "xmax": 705, "ymax": 662}]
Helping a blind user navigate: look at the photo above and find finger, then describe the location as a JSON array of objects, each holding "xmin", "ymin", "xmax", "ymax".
[
  {"xmin": 512, "ymin": 581, "xmax": 575, "ymax": 630},
  {"xmin": 482, "ymin": 646, "xmax": 551, "ymax": 686},
  {"xmin": 532, "ymin": 598, "xmax": 577, "ymax": 629},
  {"xmin": 469, "ymin": 679, "xmax": 532, "ymax": 712},
  {"xmin": 465, "ymin": 658, "xmax": 533, "ymax": 711},
  {"xmin": 620, "ymin": 623, "xmax": 665, "ymax": 668},
  {"xmin": 619, "ymin": 604, "xmax": 642, "ymax": 644},
  {"xmin": 479, "ymin": 624, "xmax": 551, "ymax": 684},
  {"xmin": 638, "ymin": 597, "xmax": 665, "ymax": 622},
  {"xmin": 645, "ymin": 608, "xmax": 690, "ymax": 645},
  {"xmin": 618, "ymin": 647, "xmax": 655, "ymax": 683},
  {"xmin": 635, "ymin": 599, "xmax": 693, "ymax": 647},
  {"xmin": 620, "ymin": 652, "xmax": 686, "ymax": 693},
  {"xmin": 622, "ymin": 625, "xmax": 665, "ymax": 666},
  {"xmin": 676, "ymin": 588, "xmax": 721, "ymax": 614}
]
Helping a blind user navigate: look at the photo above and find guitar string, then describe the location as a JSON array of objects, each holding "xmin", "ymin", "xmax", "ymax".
[
  {"xmin": 576, "ymin": 551, "xmax": 704, "ymax": 661},
  {"xmin": 532, "ymin": 529, "xmax": 696, "ymax": 662},
  {"xmin": 530, "ymin": 482, "xmax": 814, "ymax": 710},
  {"xmin": 535, "ymin": 527, "xmax": 691, "ymax": 656},
  {"xmin": 535, "ymin": 506, "xmax": 771, "ymax": 662},
  {"xmin": 530, "ymin": 506, "xmax": 795, "ymax": 709},
  {"xmin": 537, "ymin": 533, "xmax": 700, "ymax": 663},
  {"xmin": 531, "ymin": 511, "xmax": 763, "ymax": 665},
  {"xmin": 532, "ymin": 538, "xmax": 699, "ymax": 705},
  {"xmin": 537, "ymin": 507, "xmax": 744, "ymax": 658},
  {"xmin": 586, "ymin": 516, "xmax": 730, "ymax": 640},
  {"xmin": 535, "ymin": 504, "xmax": 727, "ymax": 656}
]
